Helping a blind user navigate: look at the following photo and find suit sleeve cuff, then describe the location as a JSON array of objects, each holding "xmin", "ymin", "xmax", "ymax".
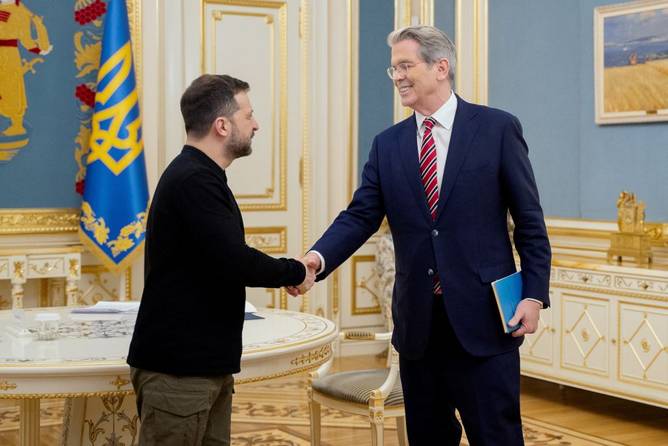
[
  {"xmin": 307, "ymin": 250, "xmax": 325, "ymax": 274},
  {"xmin": 523, "ymin": 298, "xmax": 544, "ymax": 309}
]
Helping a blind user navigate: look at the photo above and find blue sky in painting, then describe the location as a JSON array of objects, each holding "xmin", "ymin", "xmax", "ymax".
[
  {"xmin": 604, "ymin": 7, "xmax": 668, "ymax": 67},
  {"xmin": 604, "ymin": 7, "xmax": 668, "ymax": 47}
]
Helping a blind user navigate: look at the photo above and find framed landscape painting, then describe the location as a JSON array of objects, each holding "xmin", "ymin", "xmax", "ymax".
[{"xmin": 594, "ymin": 0, "xmax": 668, "ymax": 124}]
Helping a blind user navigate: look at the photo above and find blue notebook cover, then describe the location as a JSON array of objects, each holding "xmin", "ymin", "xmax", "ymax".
[{"xmin": 491, "ymin": 271, "xmax": 523, "ymax": 334}]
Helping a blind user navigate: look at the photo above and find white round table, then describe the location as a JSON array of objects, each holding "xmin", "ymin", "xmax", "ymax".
[{"xmin": 0, "ymin": 307, "xmax": 337, "ymax": 446}]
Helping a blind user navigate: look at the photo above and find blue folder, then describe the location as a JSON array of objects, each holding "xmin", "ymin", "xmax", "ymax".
[{"xmin": 491, "ymin": 271, "xmax": 523, "ymax": 334}]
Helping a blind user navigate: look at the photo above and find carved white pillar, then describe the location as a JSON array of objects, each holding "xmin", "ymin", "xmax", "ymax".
[
  {"xmin": 10, "ymin": 257, "xmax": 26, "ymax": 309},
  {"xmin": 66, "ymin": 254, "xmax": 81, "ymax": 306}
]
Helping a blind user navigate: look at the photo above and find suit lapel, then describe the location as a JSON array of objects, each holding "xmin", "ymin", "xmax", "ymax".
[
  {"xmin": 398, "ymin": 116, "xmax": 432, "ymax": 224},
  {"xmin": 435, "ymin": 96, "xmax": 480, "ymax": 221}
]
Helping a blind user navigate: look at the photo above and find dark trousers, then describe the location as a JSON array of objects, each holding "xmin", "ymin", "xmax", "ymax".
[
  {"xmin": 131, "ymin": 367, "xmax": 234, "ymax": 446},
  {"xmin": 399, "ymin": 298, "xmax": 524, "ymax": 446}
]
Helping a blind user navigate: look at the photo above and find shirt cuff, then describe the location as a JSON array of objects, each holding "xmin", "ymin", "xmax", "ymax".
[
  {"xmin": 307, "ymin": 250, "xmax": 325, "ymax": 274},
  {"xmin": 524, "ymin": 298, "xmax": 544, "ymax": 309}
]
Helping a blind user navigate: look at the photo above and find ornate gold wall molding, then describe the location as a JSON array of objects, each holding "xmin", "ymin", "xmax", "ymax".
[
  {"xmin": 420, "ymin": 0, "xmax": 434, "ymax": 25},
  {"xmin": 0, "ymin": 209, "xmax": 79, "ymax": 234},
  {"xmin": 245, "ymin": 226, "xmax": 287, "ymax": 253},
  {"xmin": 127, "ymin": 0, "xmax": 142, "ymax": 100},
  {"xmin": 331, "ymin": 270, "xmax": 340, "ymax": 316},
  {"xmin": 347, "ymin": 0, "xmax": 358, "ymax": 201},
  {"xmin": 201, "ymin": 0, "xmax": 288, "ymax": 211},
  {"xmin": 455, "ymin": 0, "xmax": 488, "ymax": 104},
  {"xmin": 351, "ymin": 254, "xmax": 381, "ymax": 315},
  {"xmin": 300, "ymin": 0, "xmax": 311, "ymax": 313},
  {"xmin": 80, "ymin": 264, "xmax": 120, "ymax": 304},
  {"xmin": 392, "ymin": 0, "xmax": 413, "ymax": 122}
]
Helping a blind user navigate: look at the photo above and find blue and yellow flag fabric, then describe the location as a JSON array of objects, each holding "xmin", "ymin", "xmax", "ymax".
[{"xmin": 79, "ymin": 0, "xmax": 148, "ymax": 272}]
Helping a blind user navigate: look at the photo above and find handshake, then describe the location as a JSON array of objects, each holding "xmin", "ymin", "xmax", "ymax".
[{"xmin": 286, "ymin": 252, "xmax": 321, "ymax": 296}]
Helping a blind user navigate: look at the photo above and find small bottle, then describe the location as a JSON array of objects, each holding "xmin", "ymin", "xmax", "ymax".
[{"xmin": 35, "ymin": 313, "xmax": 60, "ymax": 341}]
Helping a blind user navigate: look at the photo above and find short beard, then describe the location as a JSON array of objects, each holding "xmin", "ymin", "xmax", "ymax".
[{"xmin": 227, "ymin": 125, "xmax": 252, "ymax": 159}]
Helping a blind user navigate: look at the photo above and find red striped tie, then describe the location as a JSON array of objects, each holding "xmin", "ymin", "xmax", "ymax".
[{"xmin": 420, "ymin": 117, "xmax": 442, "ymax": 294}]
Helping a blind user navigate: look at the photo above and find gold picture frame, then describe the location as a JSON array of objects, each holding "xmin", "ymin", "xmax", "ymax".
[{"xmin": 594, "ymin": 0, "xmax": 668, "ymax": 124}]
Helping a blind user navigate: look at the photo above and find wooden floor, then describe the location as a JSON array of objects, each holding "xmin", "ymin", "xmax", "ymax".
[
  {"xmin": 521, "ymin": 377, "xmax": 668, "ymax": 446},
  {"xmin": 0, "ymin": 354, "xmax": 666, "ymax": 445}
]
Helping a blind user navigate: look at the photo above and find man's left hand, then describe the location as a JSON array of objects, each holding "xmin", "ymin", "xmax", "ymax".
[{"xmin": 508, "ymin": 299, "xmax": 542, "ymax": 338}]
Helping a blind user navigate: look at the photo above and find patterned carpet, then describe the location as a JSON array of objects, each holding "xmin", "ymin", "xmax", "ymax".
[
  {"xmin": 0, "ymin": 376, "xmax": 626, "ymax": 445},
  {"xmin": 233, "ymin": 377, "xmax": 626, "ymax": 446},
  {"xmin": 231, "ymin": 427, "xmax": 312, "ymax": 446}
]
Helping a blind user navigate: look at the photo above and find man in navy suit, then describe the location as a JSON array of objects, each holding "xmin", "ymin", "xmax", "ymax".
[{"xmin": 292, "ymin": 26, "xmax": 551, "ymax": 445}]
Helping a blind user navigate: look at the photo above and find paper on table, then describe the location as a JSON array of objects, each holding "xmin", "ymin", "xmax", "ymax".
[
  {"xmin": 245, "ymin": 301, "xmax": 257, "ymax": 313},
  {"xmin": 71, "ymin": 301, "xmax": 140, "ymax": 314}
]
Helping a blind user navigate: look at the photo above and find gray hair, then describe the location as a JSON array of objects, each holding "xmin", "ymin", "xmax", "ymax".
[{"xmin": 387, "ymin": 25, "xmax": 456, "ymax": 83}]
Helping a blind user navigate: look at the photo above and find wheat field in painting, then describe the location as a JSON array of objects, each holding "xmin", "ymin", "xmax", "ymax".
[{"xmin": 604, "ymin": 59, "xmax": 668, "ymax": 112}]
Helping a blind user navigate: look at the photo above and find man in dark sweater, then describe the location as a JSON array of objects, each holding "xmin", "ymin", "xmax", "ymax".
[{"xmin": 127, "ymin": 74, "xmax": 314, "ymax": 446}]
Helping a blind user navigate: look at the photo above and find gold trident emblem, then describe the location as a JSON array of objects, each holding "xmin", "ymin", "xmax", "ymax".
[{"xmin": 87, "ymin": 42, "xmax": 142, "ymax": 175}]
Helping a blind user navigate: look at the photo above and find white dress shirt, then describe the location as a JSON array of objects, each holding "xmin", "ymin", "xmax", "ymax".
[{"xmin": 415, "ymin": 91, "xmax": 457, "ymax": 191}]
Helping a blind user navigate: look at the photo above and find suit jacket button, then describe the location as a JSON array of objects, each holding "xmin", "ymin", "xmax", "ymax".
[
  {"xmin": 432, "ymin": 229, "xmax": 439, "ymax": 237},
  {"xmin": 427, "ymin": 268, "xmax": 434, "ymax": 276}
]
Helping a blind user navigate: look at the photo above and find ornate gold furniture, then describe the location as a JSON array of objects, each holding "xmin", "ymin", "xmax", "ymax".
[
  {"xmin": 525, "ymin": 216, "xmax": 668, "ymax": 409},
  {"xmin": 607, "ymin": 191, "xmax": 653, "ymax": 266},
  {"xmin": 520, "ymin": 256, "xmax": 668, "ymax": 409},
  {"xmin": 0, "ymin": 307, "xmax": 337, "ymax": 446},
  {"xmin": 0, "ymin": 246, "xmax": 82, "ymax": 308}
]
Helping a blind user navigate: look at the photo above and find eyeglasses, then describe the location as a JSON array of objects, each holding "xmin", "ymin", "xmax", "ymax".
[{"xmin": 386, "ymin": 61, "xmax": 426, "ymax": 79}]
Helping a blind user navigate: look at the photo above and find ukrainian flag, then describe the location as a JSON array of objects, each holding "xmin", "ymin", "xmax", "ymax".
[{"xmin": 79, "ymin": 0, "xmax": 148, "ymax": 272}]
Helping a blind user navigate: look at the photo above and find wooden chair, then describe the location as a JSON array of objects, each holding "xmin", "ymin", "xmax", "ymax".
[
  {"xmin": 308, "ymin": 230, "xmax": 406, "ymax": 446},
  {"xmin": 308, "ymin": 331, "xmax": 407, "ymax": 446}
]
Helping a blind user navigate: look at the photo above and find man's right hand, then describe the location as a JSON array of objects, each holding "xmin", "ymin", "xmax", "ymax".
[
  {"xmin": 286, "ymin": 253, "xmax": 321, "ymax": 296},
  {"xmin": 302, "ymin": 252, "xmax": 321, "ymax": 272}
]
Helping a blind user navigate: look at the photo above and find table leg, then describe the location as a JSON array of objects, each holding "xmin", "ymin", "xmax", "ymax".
[
  {"xmin": 19, "ymin": 399, "xmax": 40, "ymax": 446},
  {"xmin": 64, "ymin": 397, "xmax": 85, "ymax": 446}
]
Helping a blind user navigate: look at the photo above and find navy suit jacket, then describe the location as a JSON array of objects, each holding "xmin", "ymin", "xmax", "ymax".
[{"xmin": 312, "ymin": 96, "xmax": 551, "ymax": 360}]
